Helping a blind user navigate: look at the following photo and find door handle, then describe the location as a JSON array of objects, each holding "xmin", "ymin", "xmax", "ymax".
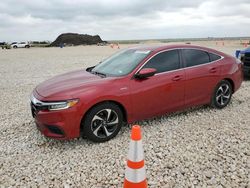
[
  {"xmin": 209, "ymin": 67, "xmax": 217, "ymax": 73},
  {"xmin": 172, "ymin": 75, "xmax": 182, "ymax": 81}
]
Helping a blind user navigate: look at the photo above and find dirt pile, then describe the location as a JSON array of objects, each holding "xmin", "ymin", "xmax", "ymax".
[{"xmin": 50, "ymin": 33, "xmax": 104, "ymax": 46}]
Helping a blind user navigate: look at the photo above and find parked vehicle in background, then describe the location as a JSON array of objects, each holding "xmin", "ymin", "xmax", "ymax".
[
  {"xmin": 238, "ymin": 47, "xmax": 250, "ymax": 77},
  {"xmin": 11, "ymin": 42, "xmax": 30, "ymax": 48},
  {"xmin": 0, "ymin": 42, "xmax": 11, "ymax": 49},
  {"xmin": 31, "ymin": 44, "xmax": 243, "ymax": 142},
  {"xmin": 30, "ymin": 41, "xmax": 51, "ymax": 47},
  {"xmin": 97, "ymin": 41, "xmax": 108, "ymax": 46}
]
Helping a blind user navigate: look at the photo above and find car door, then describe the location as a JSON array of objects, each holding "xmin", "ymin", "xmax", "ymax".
[
  {"xmin": 181, "ymin": 49, "xmax": 222, "ymax": 107},
  {"xmin": 20, "ymin": 42, "xmax": 25, "ymax": 47},
  {"xmin": 129, "ymin": 49, "xmax": 185, "ymax": 121}
]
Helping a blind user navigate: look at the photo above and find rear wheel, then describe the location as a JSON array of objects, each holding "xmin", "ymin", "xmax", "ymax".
[
  {"xmin": 211, "ymin": 80, "xmax": 232, "ymax": 109},
  {"xmin": 82, "ymin": 103, "xmax": 123, "ymax": 142}
]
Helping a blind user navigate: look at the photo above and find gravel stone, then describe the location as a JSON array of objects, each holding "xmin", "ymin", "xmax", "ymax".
[{"xmin": 0, "ymin": 42, "xmax": 249, "ymax": 187}]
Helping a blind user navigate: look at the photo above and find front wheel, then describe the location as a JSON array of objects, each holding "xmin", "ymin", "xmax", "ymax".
[
  {"xmin": 211, "ymin": 80, "xmax": 232, "ymax": 109},
  {"xmin": 82, "ymin": 103, "xmax": 123, "ymax": 142}
]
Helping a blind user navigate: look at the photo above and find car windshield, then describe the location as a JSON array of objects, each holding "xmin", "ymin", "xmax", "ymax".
[{"xmin": 91, "ymin": 49, "xmax": 151, "ymax": 76}]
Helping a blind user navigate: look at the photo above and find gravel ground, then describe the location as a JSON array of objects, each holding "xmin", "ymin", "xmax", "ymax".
[{"xmin": 0, "ymin": 42, "xmax": 249, "ymax": 187}]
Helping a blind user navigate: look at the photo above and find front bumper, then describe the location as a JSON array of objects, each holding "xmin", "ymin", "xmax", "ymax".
[{"xmin": 30, "ymin": 93, "xmax": 82, "ymax": 140}]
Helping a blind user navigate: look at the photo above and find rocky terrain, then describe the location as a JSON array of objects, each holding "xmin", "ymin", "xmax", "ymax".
[
  {"xmin": 50, "ymin": 33, "xmax": 104, "ymax": 46},
  {"xmin": 0, "ymin": 42, "xmax": 249, "ymax": 187}
]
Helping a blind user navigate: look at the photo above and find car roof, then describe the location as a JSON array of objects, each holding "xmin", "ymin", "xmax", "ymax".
[
  {"xmin": 130, "ymin": 44, "xmax": 220, "ymax": 53},
  {"xmin": 129, "ymin": 44, "xmax": 226, "ymax": 57}
]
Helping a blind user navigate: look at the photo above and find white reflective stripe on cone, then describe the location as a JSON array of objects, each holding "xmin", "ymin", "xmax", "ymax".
[
  {"xmin": 125, "ymin": 166, "xmax": 146, "ymax": 183},
  {"xmin": 128, "ymin": 140, "xmax": 144, "ymax": 162}
]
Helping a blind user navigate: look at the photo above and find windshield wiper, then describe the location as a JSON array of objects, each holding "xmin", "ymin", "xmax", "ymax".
[{"xmin": 91, "ymin": 70, "xmax": 106, "ymax": 78}]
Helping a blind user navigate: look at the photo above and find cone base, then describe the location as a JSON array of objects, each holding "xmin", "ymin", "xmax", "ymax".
[{"xmin": 124, "ymin": 179, "xmax": 147, "ymax": 188}]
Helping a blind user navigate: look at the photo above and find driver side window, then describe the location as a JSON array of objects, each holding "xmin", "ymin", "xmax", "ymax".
[{"xmin": 143, "ymin": 50, "xmax": 180, "ymax": 73}]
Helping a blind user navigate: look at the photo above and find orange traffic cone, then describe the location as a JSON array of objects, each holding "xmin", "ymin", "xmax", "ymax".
[{"xmin": 124, "ymin": 125, "xmax": 147, "ymax": 188}]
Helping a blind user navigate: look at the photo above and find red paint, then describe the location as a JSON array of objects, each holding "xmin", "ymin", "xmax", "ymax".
[{"xmin": 31, "ymin": 44, "xmax": 243, "ymax": 140}]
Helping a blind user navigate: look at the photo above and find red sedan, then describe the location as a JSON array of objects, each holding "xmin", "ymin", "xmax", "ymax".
[{"xmin": 31, "ymin": 44, "xmax": 243, "ymax": 142}]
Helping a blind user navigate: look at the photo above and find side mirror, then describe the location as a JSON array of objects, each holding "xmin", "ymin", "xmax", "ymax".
[
  {"xmin": 135, "ymin": 68, "xmax": 157, "ymax": 79},
  {"xmin": 86, "ymin": 66, "xmax": 95, "ymax": 72}
]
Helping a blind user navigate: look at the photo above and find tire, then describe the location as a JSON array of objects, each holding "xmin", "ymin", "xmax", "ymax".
[
  {"xmin": 211, "ymin": 80, "xmax": 233, "ymax": 109},
  {"xmin": 82, "ymin": 102, "xmax": 123, "ymax": 142},
  {"xmin": 13, "ymin": 46, "xmax": 17, "ymax": 49},
  {"xmin": 25, "ymin": 45, "xmax": 30, "ymax": 48}
]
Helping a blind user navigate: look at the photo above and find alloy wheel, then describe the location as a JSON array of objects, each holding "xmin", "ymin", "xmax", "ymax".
[
  {"xmin": 215, "ymin": 83, "xmax": 231, "ymax": 106},
  {"xmin": 91, "ymin": 109, "xmax": 119, "ymax": 138}
]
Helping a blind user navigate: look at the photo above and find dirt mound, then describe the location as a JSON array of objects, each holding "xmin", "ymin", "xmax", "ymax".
[{"xmin": 50, "ymin": 33, "xmax": 104, "ymax": 46}]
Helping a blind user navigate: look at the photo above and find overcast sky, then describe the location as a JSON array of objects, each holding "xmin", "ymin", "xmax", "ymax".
[{"xmin": 0, "ymin": 0, "xmax": 250, "ymax": 42}]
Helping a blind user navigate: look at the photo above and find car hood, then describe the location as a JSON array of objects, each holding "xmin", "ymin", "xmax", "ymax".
[{"xmin": 36, "ymin": 70, "xmax": 108, "ymax": 99}]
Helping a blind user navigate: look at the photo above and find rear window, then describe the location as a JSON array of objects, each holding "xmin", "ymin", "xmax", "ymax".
[
  {"xmin": 209, "ymin": 53, "xmax": 221, "ymax": 61},
  {"xmin": 182, "ymin": 49, "xmax": 210, "ymax": 67}
]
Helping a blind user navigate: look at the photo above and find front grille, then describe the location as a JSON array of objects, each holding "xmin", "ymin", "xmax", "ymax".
[
  {"xmin": 31, "ymin": 102, "xmax": 37, "ymax": 118},
  {"xmin": 30, "ymin": 102, "xmax": 48, "ymax": 118},
  {"xmin": 241, "ymin": 53, "xmax": 250, "ymax": 67},
  {"xmin": 244, "ymin": 58, "xmax": 250, "ymax": 66},
  {"xmin": 245, "ymin": 53, "xmax": 250, "ymax": 57}
]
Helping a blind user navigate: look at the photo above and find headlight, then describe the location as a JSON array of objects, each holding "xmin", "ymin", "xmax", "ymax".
[
  {"xmin": 30, "ymin": 94, "xmax": 79, "ymax": 111},
  {"xmin": 48, "ymin": 99, "xmax": 79, "ymax": 111}
]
